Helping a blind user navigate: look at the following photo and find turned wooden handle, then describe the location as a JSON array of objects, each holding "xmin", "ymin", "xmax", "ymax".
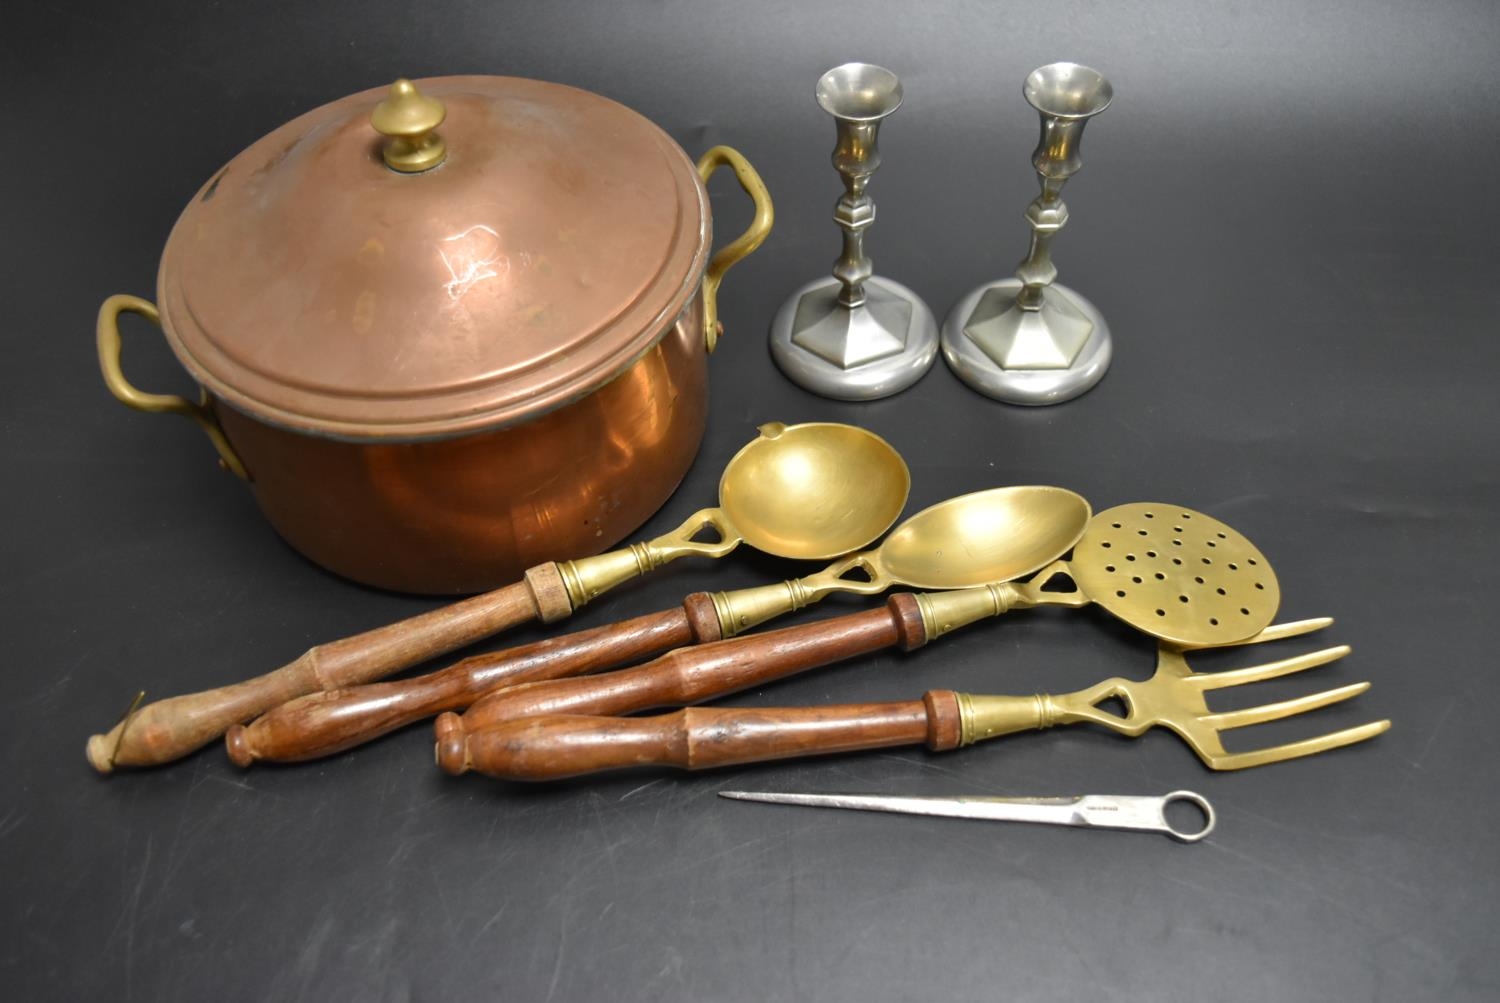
[
  {"xmin": 439, "ymin": 594, "xmax": 929, "ymax": 744},
  {"xmin": 225, "ymin": 594, "xmax": 722, "ymax": 766},
  {"xmin": 436, "ymin": 691, "xmax": 965, "ymax": 780},
  {"xmin": 86, "ymin": 564, "xmax": 573, "ymax": 773}
]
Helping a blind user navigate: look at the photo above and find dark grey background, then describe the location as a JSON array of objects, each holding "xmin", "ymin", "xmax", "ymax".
[{"xmin": 4, "ymin": 1, "xmax": 1496, "ymax": 999}]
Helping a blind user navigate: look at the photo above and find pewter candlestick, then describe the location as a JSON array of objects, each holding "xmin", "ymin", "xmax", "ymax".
[
  {"xmin": 770, "ymin": 63, "xmax": 938, "ymax": 401},
  {"xmin": 942, "ymin": 62, "xmax": 1114, "ymax": 405}
]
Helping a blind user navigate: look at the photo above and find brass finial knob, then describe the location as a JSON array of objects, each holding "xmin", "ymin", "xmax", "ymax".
[{"xmin": 371, "ymin": 78, "xmax": 447, "ymax": 173}]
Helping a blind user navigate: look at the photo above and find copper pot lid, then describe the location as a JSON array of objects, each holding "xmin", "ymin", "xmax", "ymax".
[{"xmin": 156, "ymin": 75, "xmax": 711, "ymax": 439}]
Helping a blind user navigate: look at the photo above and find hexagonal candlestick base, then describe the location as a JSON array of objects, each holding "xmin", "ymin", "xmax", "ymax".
[
  {"xmin": 962, "ymin": 284, "xmax": 1094, "ymax": 370},
  {"xmin": 941, "ymin": 279, "xmax": 1112, "ymax": 405},
  {"xmin": 771, "ymin": 277, "xmax": 938, "ymax": 401}
]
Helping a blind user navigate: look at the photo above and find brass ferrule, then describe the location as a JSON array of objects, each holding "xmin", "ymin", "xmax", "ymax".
[
  {"xmin": 956, "ymin": 693, "xmax": 1052, "ymax": 747},
  {"xmin": 558, "ymin": 543, "xmax": 656, "ymax": 609},
  {"xmin": 913, "ymin": 584, "xmax": 1014, "ymax": 642},
  {"xmin": 712, "ymin": 579, "xmax": 811, "ymax": 638}
]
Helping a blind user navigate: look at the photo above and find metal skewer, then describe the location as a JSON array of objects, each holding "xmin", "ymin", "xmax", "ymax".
[{"xmin": 718, "ymin": 789, "xmax": 1216, "ymax": 842}]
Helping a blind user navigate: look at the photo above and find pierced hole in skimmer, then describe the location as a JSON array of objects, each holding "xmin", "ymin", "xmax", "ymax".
[
  {"xmin": 1154, "ymin": 572, "xmax": 1166, "ymax": 580},
  {"xmin": 1216, "ymin": 587, "xmax": 1227, "ymax": 595},
  {"xmin": 1144, "ymin": 512, "xmax": 1155, "ymax": 519},
  {"xmin": 1101, "ymin": 541, "xmax": 1112, "ymax": 549},
  {"xmin": 1240, "ymin": 607, "xmax": 1251, "ymax": 615},
  {"xmin": 1116, "ymin": 589, "xmax": 1127, "ymax": 597},
  {"xmin": 1132, "ymin": 576, "xmax": 1143, "ymax": 584},
  {"xmin": 1146, "ymin": 550, "xmax": 1157, "ymax": 558},
  {"xmin": 1111, "ymin": 522, "xmax": 1122, "ymax": 529},
  {"xmin": 1255, "ymin": 582, "xmax": 1265, "ymax": 590},
  {"xmin": 1138, "ymin": 530, "xmax": 1149, "ymax": 536},
  {"xmin": 1171, "ymin": 540, "xmax": 1183, "ymax": 547},
  {"xmin": 1178, "ymin": 594, "xmax": 1190, "ymax": 604},
  {"xmin": 1172, "ymin": 558, "xmax": 1183, "ymax": 565},
  {"xmin": 1195, "ymin": 576, "xmax": 1205, "ymax": 584},
  {"xmin": 1181, "ymin": 513, "xmax": 1192, "ymax": 520},
  {"xmin": 1228, "ymin": 562, "xmax": 1239, "ymax": 571},
  {"xmin": 1105, "ymin": 565, "xmax": 1116, "ymax": 573},
  {"xmin": 1209, "ymin": 617, "xmax": 1220, "ymax": 626},
  {"xmin": 1248, "ymin": 558, "xmax": 1258, "ymax": 565},
  {"xmin": 1217, "ymin": 532, "xmax": 1227, "ymax": 539},
  {"xmin": 1126, "ymin": 554, "xmax": 1136, "ymax": 562},
  {"xmin": 1206, "ymin": 540, "xmax": 1217, "ymax": 548},
  {"xmin": 1155, "ymin": 608, "xmax": 1166, "ymax": 617}
]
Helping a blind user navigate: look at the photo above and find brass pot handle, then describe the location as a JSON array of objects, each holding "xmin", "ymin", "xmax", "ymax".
[
  {"xmin": 695, "ymin": 146, "xmax": 775, "ymax": 352},
  {"xmin": 96, "ymin": 294, "xmax": 250, "ymax": 481}
]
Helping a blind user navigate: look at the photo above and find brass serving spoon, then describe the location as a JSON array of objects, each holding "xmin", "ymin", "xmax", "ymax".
[
  {"xmin": 88, "ymin": 421, "xmax": 910, "ymax": 772},
  {"xmin": 229, "ymin": 484, "xmax": 1089, "ymax": 766}
]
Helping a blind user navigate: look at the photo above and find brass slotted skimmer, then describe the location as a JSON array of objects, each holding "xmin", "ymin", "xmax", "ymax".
[
  {"xmin": 905, "ymin": 501, "xmax": 1281, "ymax": 649},
  {"xmin": 1067, "ymin": 502, "xmax": 1279, "ymax": 647}
]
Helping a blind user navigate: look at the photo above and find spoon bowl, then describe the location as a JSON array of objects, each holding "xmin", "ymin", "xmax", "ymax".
[
  {"xmin": 718, "ymin": 422, "xmax": 910, "ymax": 559},
  {"xmin": 874, "ymin": 485, "xmax": 1093, "ymax": 587},
  {"xmin": 713, "ymin": 485, "xmax": 1092, "ymax": 636}
]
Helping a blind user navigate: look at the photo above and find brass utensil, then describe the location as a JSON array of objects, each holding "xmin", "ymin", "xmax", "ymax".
[
  {"xmin": 713, "ymin": 485, "xmax": 1093, "ymax": 637},
  {"xmin": 232, "ymin": 485, "xmax": 1087, "ymax": 765},
  {"xmin": 435, "ymin": 499, "xmax": 1270, "ymax": 742},
  {"xmin": 443, "ymin": 618, "xmax": 1391, "ymax": 781},
  {"xmin": 718, "ymin": 790, "xmax": 1217, "ymax": 842},
  {"xmin": 87, "ymin": 420, "xmax": 910, "ymax": 772},
  {"xmin": 985, "ymin": 501, "xmax": 1282, "ymax": 648}
]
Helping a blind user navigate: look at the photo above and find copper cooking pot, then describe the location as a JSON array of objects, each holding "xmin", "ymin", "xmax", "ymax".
[{"xmin": 96, "ymin": 76, "xmax": 773, "ymax": 594}]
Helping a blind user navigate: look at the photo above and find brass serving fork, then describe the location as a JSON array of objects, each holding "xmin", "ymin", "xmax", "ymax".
[
  {"xmin": 955, "ymin": 617, "xmax": 1391, "ymax": 770},
  {"xmin": 440, "ymin": 617, "xmax": 1392, "ymax": 780}
]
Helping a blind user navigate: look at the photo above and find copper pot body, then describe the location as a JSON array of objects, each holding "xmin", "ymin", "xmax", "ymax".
[{"xmin": 214, "ymin": 297, "xmax": 707, "ymax": 594}]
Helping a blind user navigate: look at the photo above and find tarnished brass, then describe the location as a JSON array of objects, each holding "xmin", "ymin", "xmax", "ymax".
[
  {"xmin": 953, "ymin": 618, "xmax": 1391, "ymax": 770},
  {"xmin": 1058, "ymin": 502, "xmax": 1279, "ymax": 647},
  {"xmin": 695, "ymin": 147, "xmax": 775, "ymax": 351},
  {"xmin": 711, "ymin": 486, "xmax": 1092, "ymax": 637},
  {"xmin": 95, "ymin": 294, "xmax": 249, "ymax": 481},
  {"xmin": 559, "ymin": 421, "xmax": 910, "ymax": 610},
  {"xmin": 370, "ymin": 78, "xmax": 447, "ymax": 172}
]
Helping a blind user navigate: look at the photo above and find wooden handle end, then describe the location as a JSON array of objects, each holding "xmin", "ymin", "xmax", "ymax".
[
  {"xmin": 224, "ymin": 725, "xmax": 256, "ymax": 768},
  {"xmin": 434, "ymin": 712, "xmax": 467, "ymax": 774},
  {"xmin": 86, "ymin": 730, "xmax": 118, "ymax": 775}
]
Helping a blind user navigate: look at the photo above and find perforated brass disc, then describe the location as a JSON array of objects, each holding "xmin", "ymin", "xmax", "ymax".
[{"xmin": 1070, "ymin": 503, "xmax": 1280, "ymax": 647}]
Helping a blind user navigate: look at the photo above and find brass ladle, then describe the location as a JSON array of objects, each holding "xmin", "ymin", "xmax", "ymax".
[{"xmin": 88, "ymin": 420, "xmax": 910, "ymax": 772}]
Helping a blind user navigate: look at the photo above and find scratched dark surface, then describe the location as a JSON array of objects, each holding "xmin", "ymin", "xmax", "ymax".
[{"xmin": 4, "ymin": 1, "xmax": 1497, "ymax": 999}]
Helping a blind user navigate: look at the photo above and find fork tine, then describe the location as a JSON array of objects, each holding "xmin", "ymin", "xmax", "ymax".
[
  {"xmin": 1191, "ymin": 645, "xmax": 1351, "ymax": 691},
  {"xmin": 1208, "ymin": 719, "xmax": 1392, "ymax": 770},
  {"xmin": 1205, "ymin": 681, "xmax": 1371, "ymax": 730},
  {"xmin": 1178, "ymin": 617, "xmax": 1334, "ymax": 651}
]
